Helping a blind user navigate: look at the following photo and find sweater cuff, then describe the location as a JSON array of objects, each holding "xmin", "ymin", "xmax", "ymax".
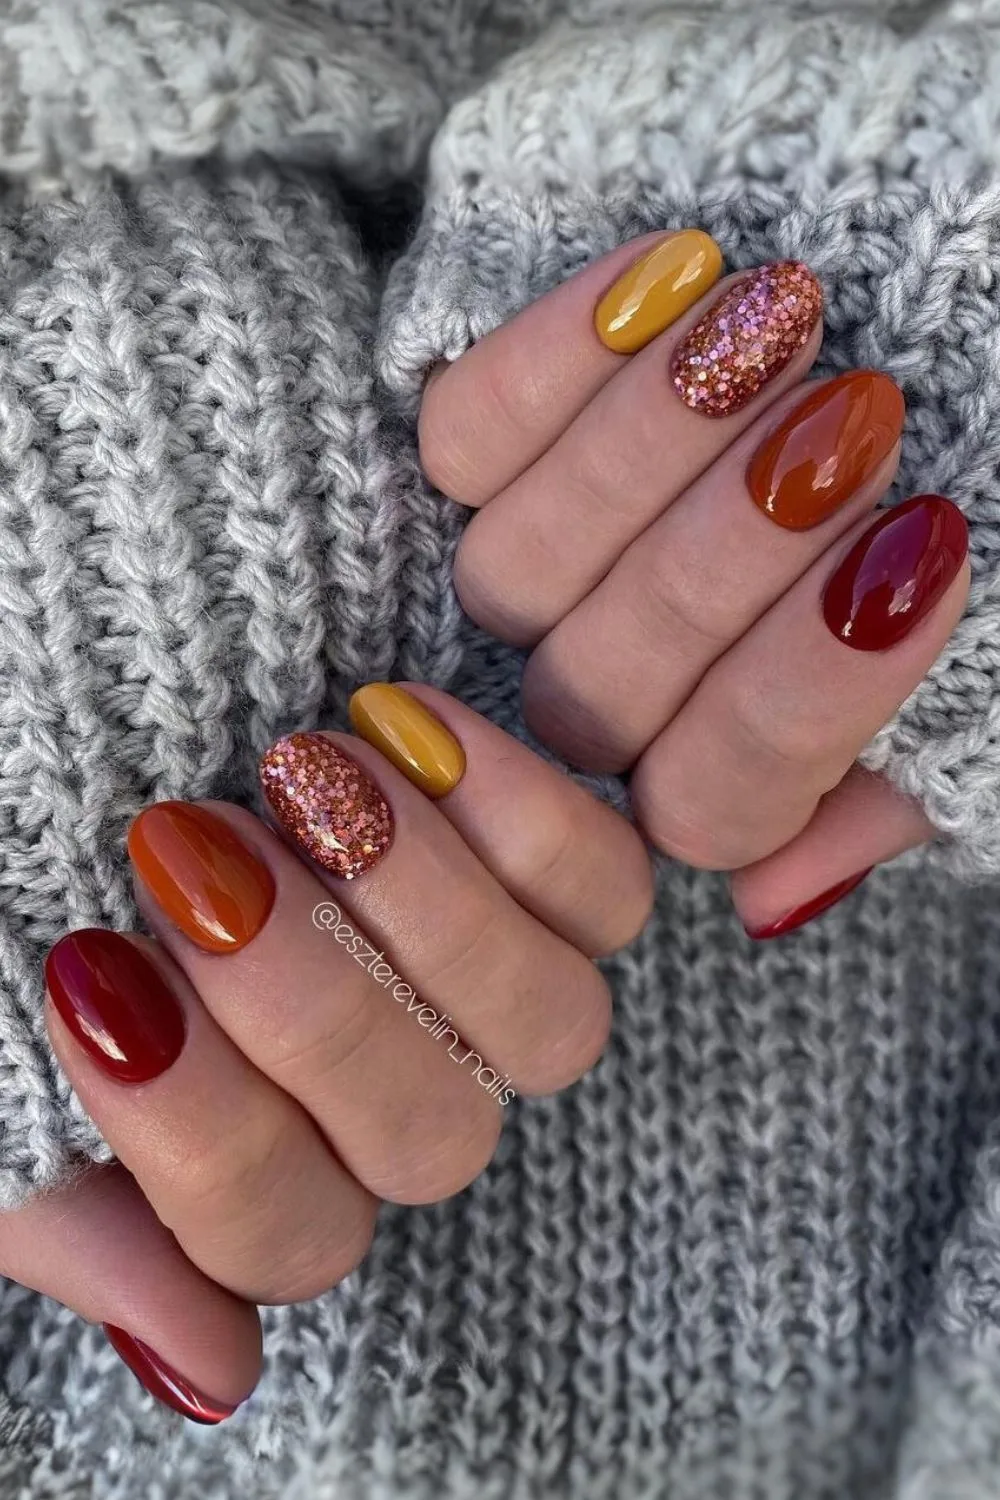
[{"xmin": 379, "ymin": 6, "xmax": 1000, "ymax": 881}]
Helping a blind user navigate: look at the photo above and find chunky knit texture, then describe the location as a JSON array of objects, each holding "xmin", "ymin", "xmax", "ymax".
[{"xmin": 4, "ymin": 1, "xmax": 1000, "ymax": 1497}]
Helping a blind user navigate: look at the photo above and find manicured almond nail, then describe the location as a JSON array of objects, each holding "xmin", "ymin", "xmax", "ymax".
[
  {"xmin": 822, "ymin": 495, "xmax": 968, "ymax": 651},
  {"xmin": 349, "ymin": 684, "xmax": 466, "ymax": 799},
  {"xmin": 747, "ymin": 371, "xmax": 905, "ymax": 530},
  {"xmin": 45, "ymin": 929, "xmax": 186, "ymax": 1083},
  {"xmin": 595, "ymin": 231, "xmax": 723, "ymax": 355},
  {"xmin": 260, "ymin": 733, "xmax": 394, "ymax": 878},
  {"xmin": 745, "ymin": 868, "xmax": 873, "ymax": 940},
  {"xmin": 103, "ymin": 1325, "xmax": 240, "ymax": 1425},
  {"xmin": 127, "ymin": 802, "xmax": 275, "ymax": 954},
  {"xmin": 671, "ymin": 261, "xmax": 823, "ymax": 417}
]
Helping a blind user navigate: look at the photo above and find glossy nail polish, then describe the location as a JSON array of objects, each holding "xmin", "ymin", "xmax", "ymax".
[
  {"xmin": 128, "ymin": 802, "xmax": 275, "ymax": 954},
  {"xmin": 822, "ymin": 495, "xmax": 968, "ymax": 651},
  {"xmin": 745, "ymin": 868, "xmax": 873, "ymax": 940},
  {"xmin": 259, "ymin": 733, "xmax": 394, "ymax": 879},
  {"xmin": 45, "ymin": 929, "xmax": 185, "ymax": 1083},
  {"xmin": 594, "ymin": 230, "xmax": 723, "ymax": 355},
  {"xmin": 348, "ymin": 684, "xmax": 466, "ymax": 799},
  {"xmin": 671, "ymin": 261, "xmax": 823, "ymax": 417},
  {"xmin": 747, "ymin": 371, "xmax": 905, "ymax": 530},
  {"xmin": 103, "ymin": 1325, "xmax": 239, "ymax": 1425}
]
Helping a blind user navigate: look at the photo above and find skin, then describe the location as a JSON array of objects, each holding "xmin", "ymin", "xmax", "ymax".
[{"xmin": 0, "ymin": 692, "xmax": 652, "ymax": 1411}]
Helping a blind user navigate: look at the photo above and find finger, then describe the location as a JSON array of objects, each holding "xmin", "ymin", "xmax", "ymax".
[
  {"xmin": 456, "ymin": 263, "xmax": 824, "ymax": 646},
  {"xmin": 0, "ymin": 1161, "xmax": 260, "ymax": 1423},
  {"xmin": 126, "ymin": 802, "xmax": 503, "ymax": 1205},
  {"xmin": 631, "ymin": 495, "xmax": 970, "ymax": 870},
  {"xmin": 522, "ymin": 372, "xmax": 904, "ymax": 771},
  {"xmin": 257, "ymin": 733, "xmax": 613, "ymax": 1096},
  {"xmin": 44, "ymin": 929, "xmax": 379, "ymax": 1303},
  {"xmin": 418, "ymin": 230, "xmax": 722, "ymax": 505},
  {"xmin": 730, "ymin": 765, "xmax": 935, "ymax": 938},
  {"xmin": 348, "ymin": 681, "xmax": 654, "ymax": 955}
]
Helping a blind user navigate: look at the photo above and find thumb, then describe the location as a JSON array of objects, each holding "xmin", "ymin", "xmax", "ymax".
[
  {"xmin": 0, "ymin": 1162, "xmax": 260, "ymax": 1424},
  {"xmin": 731, "ymin": 765, "xmax": 937, "ymax": 939}
]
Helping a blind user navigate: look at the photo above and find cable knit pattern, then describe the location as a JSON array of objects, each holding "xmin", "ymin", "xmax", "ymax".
[
  {"xmin": 0, "ymin": 0, "xmax": 447, "ymax": 186},
  {"xmin": 3, "ymin": 1, "xmax": 1000, "ymax": 1497},
  {"xmin": 0, "ymin": 159, "xmax": 472, "ymax": 1204}
]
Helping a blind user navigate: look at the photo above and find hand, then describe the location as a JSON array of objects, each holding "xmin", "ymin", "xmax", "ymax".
[
  {"xmin": 419, "ymin": 232, "xmax": 971, "ymax": 936},
  {"xmin": 1, "ymin": 687, "xmax": 651, "ymax": 1421}
]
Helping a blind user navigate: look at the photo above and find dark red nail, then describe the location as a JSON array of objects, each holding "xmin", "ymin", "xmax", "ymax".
[
  {"xmin": 822, "ymin": 495, "xmax": 967, "ymax": 651},
  {"xmin": 44, "ymin": 929, "xmax": 185, "ymax": 1084},
  {"xmin": 745, "ymin": 867, "xmax": 873, "ymax": 941},
  {"xmin": 103, "ymin": 1325, "xmax": 239, "ymax": 1425}
]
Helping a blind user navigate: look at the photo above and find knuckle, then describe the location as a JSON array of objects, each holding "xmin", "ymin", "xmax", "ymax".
[
  {"xmin": 249, "ymin": 1199, "xmax": 377, "ymax": 1306},
  {"xmin": 452, "ymin": 526, "xmax": 505, "ymax": 632},
  {"xmin": 630, "ymin": 763, "xmax": 726, "ymax": 870},
  {"xmin": 264, "ymin": 984, "xmax": 383, "ymax": 1094},
  {"xmin": 634, "ymin": 543, "xmax": 734, "ymax": 655},
  {"xmin": 159, "ymin": 1109, "xmax": 378, "ymax": 1305},
  {"xmin": 418, "ymin": 356, "xmax": 523, "ymax": 505},
  {"xmin": 727, "ymin": 677, "xmax": 834, "ymax": 774},
  {"xmin": 515, "ymin": 958, "xmax": 613, "ymax": 1095},
  {"xmin": 367, "ymin": 1097, "xmax": 503, "ymax": 1205},
  {"xmin": 421, "ymin": 893, "xmax": 510, "ymax": 998},
  {"xmin": 522, "ymin": 646, "xmax": 629, "ymax": 772},
  {"xmin": 418, "ymin": 399, "xmax": 468, "ymax": 501},
  {"xmin": 453, "ymin": 518, "xmax": 544, "ymax": 646},
  {"xmin": 587, "ymin": 834, "xmax": 655, "ymax": 954},
  {"xmin": 497, "ymin": 793, "xmax": 582, "ymax": 900},
  {"xmin": 154, "ymin": 1107, "xmax": 291, "ymax": 1223},
  {"xmin": 495, "ymin": 791, "xmax": 653, "ymax": 956}
]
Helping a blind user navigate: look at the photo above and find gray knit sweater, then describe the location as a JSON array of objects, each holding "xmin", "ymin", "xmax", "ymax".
[{"xmin": 3, "ymin": 0, "xmax": 1000, "ymax": 1495}]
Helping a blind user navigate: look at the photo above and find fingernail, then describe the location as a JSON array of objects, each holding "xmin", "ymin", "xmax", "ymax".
[
  {"xmin": 745, "ymin": 868, "xmax": 873, "ymax": 940},
  {"xmin": 671, "ymin": 261, "xmax": 823, "ymax": 418},
  {"xmin": 259, "ymin": 733, "xmax": 394, "ymax": 879},
  {"xmin": 127, "ymin": 802, "xmax": 276, "ymax": 954},
  {"xmin": 103, "ymin": 1325, "xmax": 240, "ymax": 1425},
  {"xmin": 747, "ymin": 371, "xmax": 905, "ymax": 530},
  {"xmin": 348, "ymin": 684, "xmax": 466, "ymax": 799},
  {"xmin": 823, "ymin": 495, "xmax": 968, "ymax": 651},
  {"xmin": 45, "ymin": 930, "xmax": 185, "ymax": 1084},
  {"xmin": 594, "ymin": 231, "xmax": 723, "ymax": 355}
]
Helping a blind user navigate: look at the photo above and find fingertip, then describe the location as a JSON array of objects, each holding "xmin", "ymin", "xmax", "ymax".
[
  {"xmin": 730, "ymin": 766, "xmax": 937, "ymax": 938},
  {"xmin": 0, "ymin": 1163, "xmax": 262, "ymax": 1420}
]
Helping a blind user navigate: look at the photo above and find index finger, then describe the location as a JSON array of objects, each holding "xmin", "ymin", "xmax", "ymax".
[{"xmin": 418, "ymin": 229, "xmax": 723, "ymax": 506}]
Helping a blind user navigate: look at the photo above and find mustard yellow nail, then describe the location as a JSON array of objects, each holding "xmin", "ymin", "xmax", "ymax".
[
  {"xmin": 594, "ymin": 230, "xmax": 724, "ymax": 355},
  {"xmin": 349, "ymin": 684, "xmax": 466, "ymax": 799}
]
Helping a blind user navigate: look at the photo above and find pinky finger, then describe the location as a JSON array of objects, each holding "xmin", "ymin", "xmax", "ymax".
[
  {"xmin": 0, "ymin": 1162, "xmax": 261, "ymax": 1423},
  {"xmin": 730, "ymin": 765, "xmax": 936, "ymax": 939}
]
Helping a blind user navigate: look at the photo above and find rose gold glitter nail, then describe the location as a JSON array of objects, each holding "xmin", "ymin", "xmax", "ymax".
[
  {"xmin": 670, "ymin": 261, "xmax": 823, "ymax": 418},
  {"xmin": 259, "ymin": 733, "xmax": 394, "ymax": 879}
]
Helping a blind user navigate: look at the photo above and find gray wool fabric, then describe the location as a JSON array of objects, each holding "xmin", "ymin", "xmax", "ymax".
[{"xmin": 3, "ymin": 0, "xmax": 1000, "ymax": 1497}]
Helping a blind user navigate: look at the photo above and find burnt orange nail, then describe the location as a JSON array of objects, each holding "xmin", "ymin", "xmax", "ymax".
[
  {"xmin": 746, "ymin": 371, "xmax": 905, "ymax": 530},
  {"xmin": 127, "ymin": 802, "xmax": 275, "ymax": 954}
]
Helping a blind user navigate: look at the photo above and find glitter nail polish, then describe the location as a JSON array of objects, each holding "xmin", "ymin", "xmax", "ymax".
[
  {"xmin": 671, "ymin": 262, "xmax": 823, "ymax": 418},
  {"xmin": 259, "ymin": 733, "xmax": 394, "ymax": 879}
]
